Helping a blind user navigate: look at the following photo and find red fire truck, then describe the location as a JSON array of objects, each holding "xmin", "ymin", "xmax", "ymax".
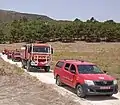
[{"xmin": 20, "ymin": 43, "xmax": 53, "ymax": 72}]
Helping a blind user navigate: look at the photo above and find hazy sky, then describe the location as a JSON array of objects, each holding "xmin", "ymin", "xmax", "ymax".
[{"xmin": 0, "ymin": 0, "xmax": 119, "ymax": 22}]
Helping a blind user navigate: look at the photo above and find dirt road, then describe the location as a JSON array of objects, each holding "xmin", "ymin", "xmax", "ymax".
[{"xmin": 1, "ymin": 53, "xmax": 120, "ymax": 105}]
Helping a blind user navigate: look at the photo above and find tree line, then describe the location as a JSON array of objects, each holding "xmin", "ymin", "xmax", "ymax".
[{"xmin": 0, "ymin": 17, "xmax": 120, "ymax": 43}]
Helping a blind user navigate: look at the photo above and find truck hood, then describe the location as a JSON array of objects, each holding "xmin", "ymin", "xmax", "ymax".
[
  {"xmin": 32, "ymin": 52, "xmax": 50, "ymax": 55},
  {"xmin": 32, "ymin": 53, "xmax": 50, "ymax": 57},
  {"xmin": 79, "ymin": 74, "xmax": 115, "ymax": 81}
]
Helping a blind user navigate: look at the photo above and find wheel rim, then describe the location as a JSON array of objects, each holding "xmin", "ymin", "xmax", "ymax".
[
  {"xmin": 77, "ymin": 86, "xmax": 83, "ymax": 97},
  {"xmin": 45, "ymin": 67, "xmax": 50, "ymax": 72}
]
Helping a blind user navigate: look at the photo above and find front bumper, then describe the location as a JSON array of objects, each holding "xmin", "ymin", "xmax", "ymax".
[
  {"xmin": 82, "ymin": 84, "xmax": 118, "ymax": 95},
  {"xmin": 30, "ymin": 61, "xmax": 50, "ymax": 67},
  {"xmin": 13, "ymin": 57, "xmax": 21, "ymax": 61}
]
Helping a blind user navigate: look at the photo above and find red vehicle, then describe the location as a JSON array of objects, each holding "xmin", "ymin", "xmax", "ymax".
[
  {"xmin": 5, "ymin": 50, "xmax": 14, "ymax": 59},
  {"xmin": 21, "ymin": 43, "xmax": 53, "ymax": 72},
  {"xmin": 7, "ymin": 51, "xmax": 13, "ymax": 59},
  {"xmin": 11, "ymin": 50, "xmax": 22, "ymax": 62},
  {"xmin": 2, "ymin": 49, "xmax": 10, "ymax": 55},
  {"xmin": 2, "ymin": 49, "xmax": 14, "ymax": 59},
  {"xmin": 54, "ymin": 59, "xmax": 118, "ymax": 98}
]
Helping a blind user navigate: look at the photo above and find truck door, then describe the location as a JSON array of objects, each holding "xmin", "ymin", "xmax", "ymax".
[
  {"xmin": 68, "ymin": 64, "xmax": 77, "ymax": 87},
  {"xmin": 63, "ymin": 63, "xmax": 71, "ymax": 85}
]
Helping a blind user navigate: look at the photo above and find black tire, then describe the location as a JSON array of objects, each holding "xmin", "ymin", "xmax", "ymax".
[
  {"xmin": 12, "ymin": 58, "xmax": 16, "ymax": 62},
  {"xmin": 22, "ymin": 65, "xmax": 25, "ymax": 69},
  {"xmin": 22, "ymin": 60, "xmax": 25, "ymax": 69},
  {"xmin": 105, "ymin": 94, "xmax": 113, "ymax": 97},
  {"xmin": 56, "ymin": 76, "xmax": 63, "ymax": 86},
  {"xmin": 22, "ymin": 60, "xmax": 27, "ymax": 69},
  {"xmin": 2, "ymin": 52, "xmax": 5, "ymax": 55},
  {"xmin": 26, "ymin": 61, "xmax": 32, "ymax": 72},
  {"xmin": 76, "ymin": 84, "xmax": 86, "ymax": 98},
  {"xmin": 44, "ymin": 66, "xmax": 50, "ymax": 72}
]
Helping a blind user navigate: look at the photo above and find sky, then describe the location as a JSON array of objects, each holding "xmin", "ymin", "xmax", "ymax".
[{"xmin": 0, "ymin": 0, "xmax": 120, "ymax": 22}]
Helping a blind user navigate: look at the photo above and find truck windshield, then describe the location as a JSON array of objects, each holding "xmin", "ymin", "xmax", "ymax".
[
  {"xmin": 33, "ymin": 46, "xmax": 50, "ymax": 53},
  {"xmin": 77, "ymin": 65, "xmax": 103, "ymax": 74}
]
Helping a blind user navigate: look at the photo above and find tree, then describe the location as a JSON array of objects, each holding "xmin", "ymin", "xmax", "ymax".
[
  {"xmin": 0, "ymin": 16, "xmax": 120, "ymax": 43},
  {"xmin": 74, "ymin": 18, "xmax": 82, "ymax": 22},
  {"xmin": 0, "ymin": 29, "xmax": 5, "ymax": 43},
  {"xmin": 104, "ymin": 20, "xmax": 116, "ymax": 24}
]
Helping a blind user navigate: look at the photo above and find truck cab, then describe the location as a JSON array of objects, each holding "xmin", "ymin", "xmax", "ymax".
[{"xmin": 21, "ymin": 43, "xmax": 53, "ymax": 72}]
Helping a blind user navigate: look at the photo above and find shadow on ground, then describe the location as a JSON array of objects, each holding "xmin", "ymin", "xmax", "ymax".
[{"xmin": 62, "ymin": 85, "xmax": 119, "ymax": 101}]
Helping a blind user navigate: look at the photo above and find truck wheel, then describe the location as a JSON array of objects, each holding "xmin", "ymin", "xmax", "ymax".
[
  {"xmin": 7, "ymin": 55, "xmax": 9, "ymax": 59},
  {"xmin": 26, "ymin": 61, "xmax": 32, "ymax": 72},
  {"xmin": 21, "ymin": 60, "xmax": 25, "ymax": 69},
  {"xmin": 106, "ymin": 94, "xmax": 113, "ymax": 97},
  {"xmin": 56, "ymin": 76, "xmax": 63, "ymax": 86},
  {"xmin": 12, "ymin": 58, "xmax": 15, "ymax": 62},
  {"xmin": 22, "ymin": 60, "xmax": 27, "ymax": 69},
  {"xmin": 76, "ymin": 84, "xmax": 86, "ymax": 98},
  {"xmin": 44, "ymin": 66, "xmax": 50, "ymax": 72}
]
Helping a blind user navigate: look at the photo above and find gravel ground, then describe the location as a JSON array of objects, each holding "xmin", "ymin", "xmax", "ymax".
[{"xmin": 0, "ymin": 58, "xmax": 80, "ymax": 105}]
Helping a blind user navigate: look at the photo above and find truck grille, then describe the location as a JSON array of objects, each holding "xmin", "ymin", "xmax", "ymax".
[
  {"xmin": 96, "ymin": 89, "xmax": 113, "ymax": 93},
  {"xmin": 94, "ymin": 81, "xmax": 113, "ymax": 86},
  {"xmin": 38, "ymin": 59, "xmax": 46, "ymax": 62}
]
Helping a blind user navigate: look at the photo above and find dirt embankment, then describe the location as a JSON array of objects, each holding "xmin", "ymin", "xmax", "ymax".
[{"xmin": 0, "ymin": 58, "xmax": 80, "ymax": 105}]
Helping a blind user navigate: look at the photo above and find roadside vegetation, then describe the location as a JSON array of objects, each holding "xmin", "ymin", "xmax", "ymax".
[
  {"xmin": 0, "ymin": 58, "xmax": 24, "ymax": 76},
  {"xmin": 50, "ymin": 42, "xmax": 120, "ymax": 89},
  {"xmin": 51, "ymin": 42, "xmax": 120, "ymax": 73},
  {"xmin": 0, "ymin": 17, "xmax": 120, "ymax": 43}
]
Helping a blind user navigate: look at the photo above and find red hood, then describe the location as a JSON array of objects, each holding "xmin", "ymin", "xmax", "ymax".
[{"xmin": 79, "ymin": 74, "xmax": 115, "ymax": 81}]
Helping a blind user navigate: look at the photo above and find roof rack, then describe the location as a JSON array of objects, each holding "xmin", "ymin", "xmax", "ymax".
[{"xmin": 63, "ymin": 59, "xmax": 84, "ymax": 62}]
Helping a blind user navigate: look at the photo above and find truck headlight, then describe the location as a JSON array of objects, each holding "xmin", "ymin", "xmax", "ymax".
[
  {"xmin": 84, "ymin": 80, "xmax": 95, "ymax": 86},
  {"xmin": 31, "ymin": 61, "xmax": 38, "ymax": 66},
  {"xmin": 113, "ymin": 80, "xmax": 117, "ymax": 85}
]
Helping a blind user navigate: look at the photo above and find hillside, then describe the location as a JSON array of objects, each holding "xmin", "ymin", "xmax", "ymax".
[{"xmin": 0, "ymin": 9, "xmax": 53, "ymax": 22}]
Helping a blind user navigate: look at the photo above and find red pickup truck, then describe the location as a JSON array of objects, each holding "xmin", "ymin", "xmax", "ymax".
[{"xmin": 54, "ymin": 59, "xmax": 118, "ymax": 98}]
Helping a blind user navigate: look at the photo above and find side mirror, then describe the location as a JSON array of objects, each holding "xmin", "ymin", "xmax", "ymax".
[
  {"xmin": 103, "ymin": 70, "xmax": 108, "ymax": 74},
  {"xmin": 28, "ymin": 46, "xmax": 32, "ymax": 53},
  {"xmin": 51, "ymin": 48, "xmax": 53, "ymax": 54}
]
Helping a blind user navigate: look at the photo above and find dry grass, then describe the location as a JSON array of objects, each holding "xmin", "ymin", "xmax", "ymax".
[
  {"xmin": 50, "ymin": 42, "xmax": 120, "ymax": 89},
  {"xmin": 0, "ymin": 59, "xmax": 24, "ymax": 76},
  {"xmin": 1, "ymin": 41, "xmax": 120, "ymax": 74},
  {"xmin": 49, "ymin": 41, "xmax": 120, "ymax": 74}
]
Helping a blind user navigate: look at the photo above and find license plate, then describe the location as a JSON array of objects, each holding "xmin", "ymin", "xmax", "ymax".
[{"xmin": 100, "ymin": 86, "xmax": 111, "ymax": 89}]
